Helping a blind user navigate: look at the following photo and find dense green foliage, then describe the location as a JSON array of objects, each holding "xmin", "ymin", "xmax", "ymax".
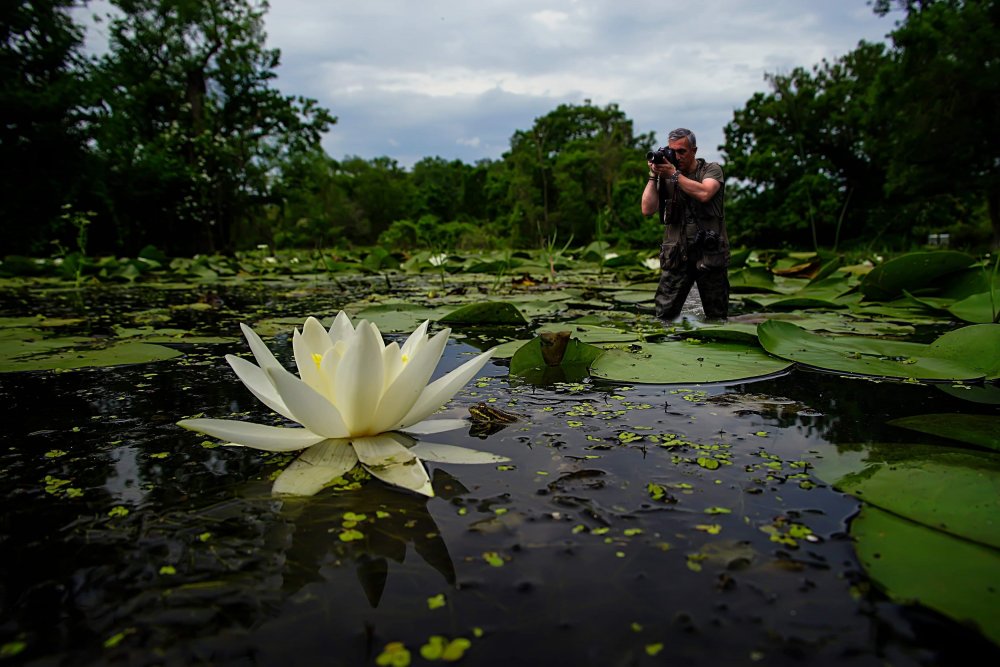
[
  {"xmin": 1, "ymin": 0, "xmax": 996, "ymax": 258},
  {"xmin": 722, "ymin": 0, "xmax": 998, "ymax": 251}
]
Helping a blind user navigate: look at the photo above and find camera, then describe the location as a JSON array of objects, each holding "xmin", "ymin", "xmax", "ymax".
[
  {"xmin": 646, "ymin": 146, "xmax": 679, "ymax": 167},
  {"xmin": 693, "ymin": 229, "xmax": 721, "ymax": 252}
]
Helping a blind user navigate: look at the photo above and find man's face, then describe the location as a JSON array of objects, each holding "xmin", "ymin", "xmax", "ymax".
[{"xmin": 667, "ymin": 137, "xmax": 696, "ymax": 172}]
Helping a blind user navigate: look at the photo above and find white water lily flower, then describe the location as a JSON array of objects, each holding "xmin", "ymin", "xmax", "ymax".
[
  {"xmin": 643, "ymin": 257, "xmax": 660, "ymax": 271},
  {"xmin": 428, "ymin": 253, "xmax": 448, "ymax": 266},
  {"xmin": 178, "ymin": 312, "xmax": 507, "ymax": 497}
]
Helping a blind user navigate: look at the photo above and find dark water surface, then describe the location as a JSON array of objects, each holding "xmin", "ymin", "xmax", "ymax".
[{"xmin": 0, "ymin": 277, "xmax": 996, "ymax": 666}]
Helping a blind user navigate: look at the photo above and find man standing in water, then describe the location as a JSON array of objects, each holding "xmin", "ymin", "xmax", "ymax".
[{"xmin": 641, "ymin": 128, "xmax": 730, "ymax": 320}]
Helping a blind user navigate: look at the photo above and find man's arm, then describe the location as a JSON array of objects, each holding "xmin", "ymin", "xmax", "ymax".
[
  {"xmin": 676, "ymin": 174, "xmax": 720, "ymax": 203},
  {"xmin": 641, "ymin": 175, "xmax": 659, "ymax": 216},
  {"xmin": 650, "ymin": 163, "xmax": 721, "ymax": 203}
]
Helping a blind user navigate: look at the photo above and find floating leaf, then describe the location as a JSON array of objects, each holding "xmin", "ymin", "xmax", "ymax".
[
  {"xmin": 509, "ymin": 335, "xmax": 603, "ymax": 384},
  {"xmin": 926, "ymin": 324, "xmax": 1000, "ymax": 380},
  {"xmin": 820, "ymin": 444, "xmax": 1000, "ymax": 549},
  {"xmin": 851, "ymin": 506, "xmax": 1000, "ymax": 646},
  {"xmin": 536, "ymin": 322, "xmax": 640, "ymax": 344},
  {"xmin": 438, "ymin": 301, "xmax": 528, "ymax": 325},
  {"xmin": 757, "ymin": 320, "xmax": 988, "ymax": 381},
  {"xmin": 860, "ymin": 251, "xmax": 976, "ymax": 301},
  {"xmin": 590, "ymin": 340, "xmax": 790, "ymax": 384},
  {"xmin": 948, "ymin": 292, "xmax": 999, "ymax": 324},
  {"xmin": 0, "ymin": 338, "xmax": 183, "ymax": 372},
  {"xmin": 887, "ymin": 414, "xmax": 1000, "ymax": 452},
  {"xmin": 353, "ymin": 303, "xmax": 452, "ymax": 333}
]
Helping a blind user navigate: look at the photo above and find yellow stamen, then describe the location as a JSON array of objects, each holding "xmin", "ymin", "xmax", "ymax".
[
  {"xmin": 402, "ymin": 354, "xmax": 409, "ymax": 364},
  {"xmin": 312, "ymin": 353, "xmax": 323, "ymax": 368}
]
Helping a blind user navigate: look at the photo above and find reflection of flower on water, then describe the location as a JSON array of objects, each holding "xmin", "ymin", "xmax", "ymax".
[
  {"xmin": 277, "ymin": 469, "xmax": 467, "ymax": 607},
  {"xmin": 178, "ymin": 312, "xmax": 509, "ymax": 496}
]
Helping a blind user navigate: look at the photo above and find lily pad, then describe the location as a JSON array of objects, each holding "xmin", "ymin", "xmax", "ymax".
[
  {"xmin": 936, "ymin": 383, "xmax": 1000, "ymax": 405},
  {"xmin": 589, "ymin": 339, "xmax": 791, "ymax": 384},
  {"xmin": 537, "ymin": 322, "xmax": 640, "ymax": 344},
  {"xmin": 860, "ymin": 251, "xmax": 976, "ymax": 301},
  {"xmin": 353, "ymin": 303, "xmax": 453, "ymax": 333},
  {"xmin": 821, "ymin": 444, "xmax": 1000, "ymax": 548},
  {"xmin": 926, "ymin": 324, "xmax": 1000, "ymax": 380},
  {"xmin": 509, "ymin": 335, "xmax": 604, "ymax": 384},
  {"xmin": 851, "ymin": 506, "xmax": 1000, "ymax": 646},
  {"xmin": 728, "ymin": 266, "xmax": 779, "ymax": 293},
  {"xmin": 756, "ymin": 320, "xmax": 988, "ymax": 381},
  {"xmin": 947, "ymin": 292, "xmax": 999, "ymax": 324},
  {"xmin": 438, "ymin": 301, "xmax": 529, "ymax": 325},
  {"xmin": 887, "ymin": 414, "xmax": 1000, "ymax": 452},
  {"xmin": 0, "ymin": 340, "xmax": 183, "ymax": 372}
]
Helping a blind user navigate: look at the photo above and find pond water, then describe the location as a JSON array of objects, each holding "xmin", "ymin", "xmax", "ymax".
[{"xmin": 0, "ymin": 275, "xmax": 997, "ymax": 666}]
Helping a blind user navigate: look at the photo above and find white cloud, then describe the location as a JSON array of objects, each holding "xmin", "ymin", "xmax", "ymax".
[{"xmin": 85, "ymin": 0, "xmax": 896, "ymax": 168}]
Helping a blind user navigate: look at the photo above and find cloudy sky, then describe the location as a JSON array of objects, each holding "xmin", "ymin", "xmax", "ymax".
[{"xmin": 85, "ymin": 1, "xmax": 900, "ymax": 168}]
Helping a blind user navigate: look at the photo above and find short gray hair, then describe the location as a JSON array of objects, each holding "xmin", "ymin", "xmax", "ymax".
[{"xmin": 667, "ymin": 128, "xmax": 697, "ymax": 148}]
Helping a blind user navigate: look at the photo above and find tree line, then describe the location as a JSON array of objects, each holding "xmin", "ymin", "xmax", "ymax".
[{"xmin": 2, "ymin": 0, "xmax": 996, "ymax": 259}]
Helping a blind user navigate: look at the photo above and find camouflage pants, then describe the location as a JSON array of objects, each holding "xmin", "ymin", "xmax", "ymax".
[{"xmin": 654, "ymin": 252, "xmax": 730, "ymax": 320}]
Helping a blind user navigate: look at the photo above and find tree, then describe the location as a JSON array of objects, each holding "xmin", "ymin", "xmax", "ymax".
[
  {"xmin": 722, "ymin": 42, "xmax": 895, "ymax": 249},
  {"xmin": 876, "ymin": 0, "xmax": 1000, "ymax": 247},
  {"xmin": 499, "ymin": 101, "xmax": 652, "ymax": 247},
  {"xmin": 92, "ymin": 0, "xmax": 334, "ymax": 255},
  {"xmin": 0, "ymin": 0, "xmax": 92, "ymax": 255},
  {"xmin": 333, "ymin": 156, "xmax": 415, "ymax": 244}
]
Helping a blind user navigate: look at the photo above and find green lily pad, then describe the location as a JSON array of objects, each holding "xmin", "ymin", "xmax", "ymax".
[
  {"xmin": 756, "ymin": 320, "xmax": 986, "ymax": 381},
  {"xmin": 610, "ymin": 290, "xmax": 656, "ymax": 304},
  {"xmin": 438, "ymin": 301, "xmax": 529, "ymax": 325},
  {"xmin": 589, "ymin": 339, "xmax": 791, "ymax": 384},
  {"xmin": 948, "ymin": 292, "xmax": 999, "ymax": 324},
  {"xmin": 490, "ymin": 339, "xmax": 530, "ymax": 359},
  {"xmin": 822, "ymin": 444, "xmax": 1000, "ymax": 548},
  {"xmin": 677, "ymin": 323, "xmax": 760, "ymax": 344},
  {"xmin": 860, "ymin": 251, "xmax": 976, "ymax": 301},
  {"xmin": 936, "ymin": 383, "xmax": 1000, "ymax": 405},
  {"xmin": 728, "ymin": 266, "xmax": 779, "ymax": 293},
  {"xmin": 509, "ymin": 336, "xmax": 604, "ymax": 381},
  {"xmin": 353, "ymin": 303, "xmax": 453, "ymax": 333},
  {"xmin": 850, "ymin": 506, "xmax": 1000, "ymax": 646},
  {"xmin": 0, "ymin": 340, "xmax": 183, "ymax": 372},
  {"xmin": 887, "ymin": 414, "xmax": 1000, "ymax": 452},
  {"xmin": 926, "ymin": 324, "xmax": 1000, "ymax": 380},
  {"xmin": 537, "ymin": 323, "xmax": 640, "ymax": 344}
]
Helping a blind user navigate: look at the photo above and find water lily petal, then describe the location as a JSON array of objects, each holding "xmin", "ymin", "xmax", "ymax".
[
  {"xmin": 267, "ymin": 366, "xmax": 351, "ymax": 438},
  {"xmin": 301, "ymin": 316, "xmax": 334, "ymax": 355},
  {"xmin": 240, "ymin": 323, "xmax": 282, "ymax": 373},
  {"xmin": 177, "ymin": 418, "xmax": 324, "ymax": 451},
  {"xmin": 400, "ymin": 419, "xmax": 469, "ymax": 435},
  {"xmin": 400, "ymin": 320, "xmax": 431, "ymax": 359},
  {"xmin": 382, "ymin": 341, "xmax": 404, "ymax": 389},
  {"xmin": 396, "ymin": 349, "xmax": 494, "ymax": 429},
  {"xmin": 409, "ymin": 442, "xmax": 510, "ymax": 464},
  {"xmin": 225, "ymin": 354, "xmax": 295, "ymax": 421},
  {"xmin": 293, "ymin": 317, "xmax": 334, "ymax": 392},
  {"xmin": 292, "ymin": 329, "xmax": 322, "ymax": 395},
  {"xmin": 328, "ymin": 310, "xmax": 356, "ymax": 345},
  {"xmin": 272, "ymin": 439, "xmax": 358, "ymax": 496},
  {"xmin": 333, "ymin": 321, "xmax": 384, "ymax": 434},
  {"xmin": 353, "ymin": 434, "xmax": 434, "ymax": 496},
  {"xmin": 371, "ymin": 329, "xmax": 449, "ymax": 433}
]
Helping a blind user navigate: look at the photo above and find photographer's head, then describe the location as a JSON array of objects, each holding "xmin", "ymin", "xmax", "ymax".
[{"xmin": 667, "ymin": 128, "xmax": 697, "ymax": 173}]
